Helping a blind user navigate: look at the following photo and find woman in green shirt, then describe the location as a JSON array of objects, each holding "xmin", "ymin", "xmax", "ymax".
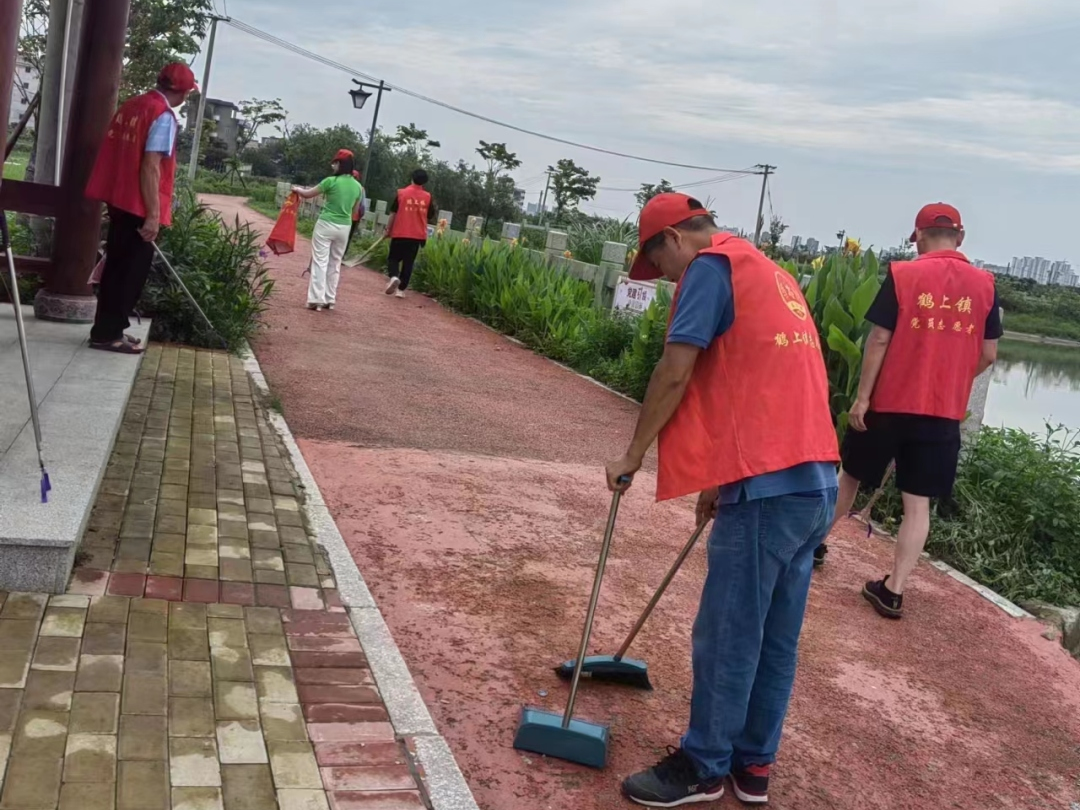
[{"xmin": 292, "ymin": 149, "xmax": 363, "ymax": 310}]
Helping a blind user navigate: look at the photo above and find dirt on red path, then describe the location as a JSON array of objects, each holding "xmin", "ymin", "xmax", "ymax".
[{"xmin": 210, "ymin": 195, "xmax": 1080, "ymax": 810}]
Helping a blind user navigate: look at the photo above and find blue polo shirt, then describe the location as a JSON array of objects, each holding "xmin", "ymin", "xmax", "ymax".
[{"xmin": 667, "ymin": 254, "xmax": 837, "ymax": 505}]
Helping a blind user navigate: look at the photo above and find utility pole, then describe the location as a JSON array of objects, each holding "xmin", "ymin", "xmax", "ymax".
[
  {"xmin": 752, "ymin": 164, "xmax": 775, "ymax": 246},
  {"xmin": 357, "ymin": 80, "xmax": 389, "ymax": 191},
  {"xmin": 187, "ymin": 14, "xmax": 229, "ymax": 181},
  {"xmin": 538, "ymin": 171, "xmax": 552, "ymax": 226}
]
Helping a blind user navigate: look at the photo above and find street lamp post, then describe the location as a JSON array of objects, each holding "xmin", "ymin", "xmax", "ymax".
[{"xmin": 350, "ymin": 79, "xmax": 389, "ymax": 191}]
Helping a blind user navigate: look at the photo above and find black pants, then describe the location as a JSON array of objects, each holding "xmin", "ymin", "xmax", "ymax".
[
  {"xmin": 387, "ymin": 238, "xmax": 423, "ymax": 290},
  {"xmin": 90, "ymin": 207, "xmax": 154, "ymax": 344},
  {"xmin": 348, "ymin": 219, "xmax": 360, "ymax": 244}
]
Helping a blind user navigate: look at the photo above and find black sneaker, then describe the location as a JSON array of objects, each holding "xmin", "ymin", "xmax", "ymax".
[
  {"xmin": 730, "ymin": 764, "xmax": 770, "ymax": 804},
  {"xmin": 862, "ymin": 576, "xmax": 903, "ymax": 619},
  {"xmin": 813, "ymin": 544, "xmax": 827, "ymax": 568},
  {"xmin": 621, "ymin": 747, "xmax": 725, "ymax": 807}
]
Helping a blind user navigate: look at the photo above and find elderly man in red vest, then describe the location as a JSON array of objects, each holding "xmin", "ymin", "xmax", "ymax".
[
  {"xmin": 84, "ymin": 63, "xmax": 197, "ymax": 354},
  {"xmin": 383, "ymin": 168, "xmax": 434, "ymax": 299},
  {"xmin": 606, "ymin": 194, "xmax": 839, "ymax": 807},
  {"xmin": 820, "ymin": 204, "xmax": 1001, "ymax": 619}
]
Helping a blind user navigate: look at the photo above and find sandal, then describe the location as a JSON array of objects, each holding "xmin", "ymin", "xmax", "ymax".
[
  {"xmin": 123, "ymin": 335, "xmax": 142, "ymax": 346},
  {"xmin": 90, "ymin": 339, "xmax": 145, "ymax": 355}
]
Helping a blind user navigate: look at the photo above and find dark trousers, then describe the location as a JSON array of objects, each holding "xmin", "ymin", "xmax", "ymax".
[
  {"xmin": 90, "ymin": 207, "xmax": 154, "ymax": 343},
  {"xmin": 387, "ymin": 238, "xmax": 423, "ymax": 290},
  {"xmin": 348, "ymin": 219, "xmax": 360, "ymax": 244}
]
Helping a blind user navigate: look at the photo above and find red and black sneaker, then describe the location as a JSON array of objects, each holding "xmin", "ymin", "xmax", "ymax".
[{"xmin": 729, "ymin": 764, "xmax": 770, "ymax": 804}]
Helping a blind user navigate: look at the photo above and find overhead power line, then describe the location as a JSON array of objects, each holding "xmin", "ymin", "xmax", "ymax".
[
  {"xmin": 596, "ymin": 170, "xmax": 757, "ymax": 193},
  {"xmin": 224, "ymin": 17, "xmax": 767, "ymax": 176}
]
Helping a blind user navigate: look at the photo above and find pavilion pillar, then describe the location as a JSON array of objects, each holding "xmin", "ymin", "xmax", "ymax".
[
  {"xmin": 0, "ymin": 2, "xmax": 26, "ymax": 166},
  {"xmin": 36, "ymin": 0, "xmax": 130, "ymax": 323}
]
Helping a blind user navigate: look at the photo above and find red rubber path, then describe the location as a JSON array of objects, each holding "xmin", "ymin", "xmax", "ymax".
[{"xmin": 207, "ymin": 195, "xmax": 1080, "ymax": 810}]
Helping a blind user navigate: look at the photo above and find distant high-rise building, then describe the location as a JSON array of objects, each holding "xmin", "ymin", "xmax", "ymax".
[
  {"xmin": 1007, "ymin": 255, "xmax": 1074, "ymax": 285},
  {"xmin": 804, "ymin": 238, "xmax": 820, "ymax": 254},
  {"xmin": 790, "ymin": 235, "xmax": 804, "ymax": 251}
]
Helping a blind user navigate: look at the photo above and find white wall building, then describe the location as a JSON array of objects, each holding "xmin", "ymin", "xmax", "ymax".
[{"xmin": 8, "ymin": 58, "xmax": 40, "ymax": 128}]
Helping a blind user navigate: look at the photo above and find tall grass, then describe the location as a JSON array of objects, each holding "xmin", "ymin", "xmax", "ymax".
[
  {"xmin": 566, "ymin": 218, "xmax": 637, "ymax": 265},
  {"xmin": 413, "ymin": 237, "xmax": 667, "ymax": 400}
]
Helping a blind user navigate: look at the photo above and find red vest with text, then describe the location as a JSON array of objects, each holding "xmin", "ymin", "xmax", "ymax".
[
  {"xmin": 85, "ymin": 91, "xmax": 177, "ymax": 226},
  {"xmin": 388, "ymin": 185, "xmax": 431, "ymax": 240},
  {"xmin": 656, "ymin": 233, "xmax": 839, "ymax": 502},
  {"xmin": 871, "ymin": 251, "xmax": 996, "ymax": 420}
]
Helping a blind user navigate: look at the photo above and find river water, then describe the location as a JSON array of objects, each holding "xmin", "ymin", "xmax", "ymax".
[{"xmin": 985, "ymin": 340, "xmax": 1080, "ymax": 434}]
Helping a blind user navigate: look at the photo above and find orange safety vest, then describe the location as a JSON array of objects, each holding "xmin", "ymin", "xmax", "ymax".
[
  {"xmin": 871, "ymin": 251, "xmax": 996, "ymax": 421},
  {"xmin": 85, "ymin": 91, "xmax": 178, "ymax": 226},
  {"xmin": 388, "ymin": 184, "xmax": 431, "ymax": 240},
  {"xmin": 656, "ymin": 233, "xmax": 839, "ymax": 502}
]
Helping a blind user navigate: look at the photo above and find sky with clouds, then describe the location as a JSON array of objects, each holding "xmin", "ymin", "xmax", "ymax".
[{"xmin": 199, "ymin": 0, "xmax": 1080, "ymax": 265}]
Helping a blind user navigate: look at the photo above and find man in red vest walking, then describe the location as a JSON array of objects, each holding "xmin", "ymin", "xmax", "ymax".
[
  {"xmin": 825, "ymin": 204, "xmax": 1001, "ymax": 619},
  {"xmin": 383, "ymin": 169, "xmax": 434, "ymax": 299},
  {"xmin": 606, "ymin": 194, "xmax": 839, "ymax": 806},
  {"xmin": 84, "ymin": 63, "xmax": 197, "ymax": 354}
]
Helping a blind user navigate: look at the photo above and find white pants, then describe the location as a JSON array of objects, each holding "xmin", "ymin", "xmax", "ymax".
[{"xmin": 307, "ymin": 220, "xmax": 351, "ymax": 306}]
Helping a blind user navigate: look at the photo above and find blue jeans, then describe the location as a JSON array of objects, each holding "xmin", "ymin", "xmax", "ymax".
[{"xmin": 681, "ymin": 488, "xmax": 836, "ymax": 780}]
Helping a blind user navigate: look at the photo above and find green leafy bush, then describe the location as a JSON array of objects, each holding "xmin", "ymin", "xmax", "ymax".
[
  {"xmin": 781, "ymin": 252, "xmax": 882, "ymax": 439},
  {"xmin": 140, "ymin": 187, "xmax": 275, "ymax": 351},
  {"xmin": 869, "ymin": 425, "xmax": 1080, "ymax": 606},
  {"xmin": 412, "ymin": 236, "xmax": 668, "ymax": 400}
]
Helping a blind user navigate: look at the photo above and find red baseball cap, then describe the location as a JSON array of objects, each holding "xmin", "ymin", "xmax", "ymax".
[
  {"xmin": 158, "ymin": 62, "xmax": 198, "ymax": 93},
  {"xmin": 334, "ymin": 149, "xmax": 354, "ymax": 162},
  {"xmin": 629, "ymin": 193, "xmax": 712, "ymax": 281},
  {"xmin": 910, "ymin": 203, "xmax": 962, "ymax": 243}
]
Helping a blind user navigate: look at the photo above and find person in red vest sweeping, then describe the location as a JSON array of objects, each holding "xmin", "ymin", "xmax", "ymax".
[
  {"xmin": 84, "ymin": 62, "xmax": 197, "ymax": 354},
  {"xmin": 819, "ymin": 203, "xmax": 1001, "ymax": 619},
  {"xmin": 383, "ymin": 169, "xmax": 435, "ymax": 299},
  {"xmin": 605, "ymin": 194, "xmax": 839, "ymax": 807}
]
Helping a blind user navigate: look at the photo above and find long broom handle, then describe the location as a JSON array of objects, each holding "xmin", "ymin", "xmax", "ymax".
[
  {"xmin": 614, "ymin": 521, "xmax": 707, "ymax": 661},
  {"xmin": 354, "ymin": 235, "xmax": 385, "ymax": 267},
  {"xmin": 563, "ymin": 482, "xmax": 627, "ymax": 728},
  {"xmin": 858, "ymin": 461, "xmax": 896, "ymax": 535},
  {"xmin": 151, "ymin": 243, "xmax": 222, "ymax": 344},
  {"xmin": 0, "ymin": 214, "xmax": 44, "ymax": 453}
]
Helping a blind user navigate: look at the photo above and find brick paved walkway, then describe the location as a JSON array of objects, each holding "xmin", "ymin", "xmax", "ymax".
[{"xmin": 0, "ymin": 346, "xmax": 427, "ymax": 810}]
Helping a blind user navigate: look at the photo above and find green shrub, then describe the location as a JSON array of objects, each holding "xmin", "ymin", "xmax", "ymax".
[
  {"xmin": 191, "ymin": 169, "xmax": 278, "ymax": 200},
  {"xmin": 412, "ymin": 236, "xmax": 669, "ymax": 399},
  {"xmin": 141, "ymin": 187, "xmax": 275, "ymax": 351},
  {"xmin": 869, "ymin": 425, "xmax": 1080, "ymax": 606},
  {"xmin": 781, "ymin": 252, "xmax": 882, "ymax": 440},
  {"xmin": 566, "ymin": 218, "xmax": 637, "ymax": 265}
]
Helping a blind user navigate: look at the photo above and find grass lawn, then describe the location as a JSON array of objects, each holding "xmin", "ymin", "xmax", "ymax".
[{"xmin": 3, "ymin": 153, "xmax": 29, "ymax": 181}]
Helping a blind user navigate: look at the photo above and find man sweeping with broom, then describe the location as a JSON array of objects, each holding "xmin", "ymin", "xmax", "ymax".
[{"xmin": 605, "ymin": 194, "xmax": 838, "ymax": 806}]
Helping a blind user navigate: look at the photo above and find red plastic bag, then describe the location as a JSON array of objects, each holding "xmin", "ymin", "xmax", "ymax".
[{"xmin": 266, "ymin": 192, "xmax": 300, "ymax": 256}]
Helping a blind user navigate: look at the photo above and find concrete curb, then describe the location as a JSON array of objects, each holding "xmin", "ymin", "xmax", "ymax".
[{"xmin": 242, "ymin": 349, "xmax": 480, "ymax": 810}]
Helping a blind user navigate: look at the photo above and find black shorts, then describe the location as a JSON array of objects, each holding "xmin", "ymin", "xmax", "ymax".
[{"xmin": 841, "ymin": 412, "xmax": 961, "ymax": 499}]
